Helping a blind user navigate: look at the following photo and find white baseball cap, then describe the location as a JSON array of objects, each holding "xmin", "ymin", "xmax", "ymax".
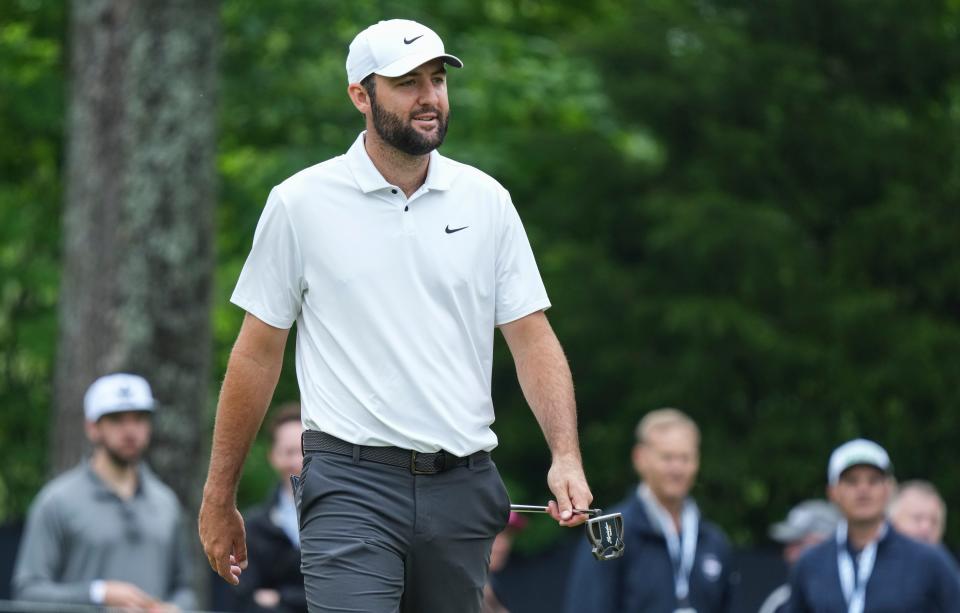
[
  {"xmin": 83, "ymin": 373, "xmax": 155, "ymax": 422},
  {"xmin": 346, "ymin": 19, "xmax": 463, "ymax": 84},
  {"xmin": 827, "ymin": 438, "xmax": 892, "ymax": 485}
]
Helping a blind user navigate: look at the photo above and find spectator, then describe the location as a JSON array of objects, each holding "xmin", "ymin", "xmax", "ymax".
[
  {"xmin": 890, "ymin": 480, "xmax": 946, "ymax": 546},
  {"xmin": 758, "ymin": 500, "xmax": 839, "ymax": 613},
  {"xmin": 482, "ymin": 511, "xmax": 527, "ymax": 613},
  {"xmin": 231, "ymin": 403, "xmax": 306, "ymax": 612},
  {"xmin": 564, "ymin": 408, "xmax": 735, "ymax": 612},
  {"xmin": 788, "ymin": 438, "xmax": 960, "ymax": 612},
  {"xmin": 12, "ymin": 373, "xmax": 195, "ymax": 611}
]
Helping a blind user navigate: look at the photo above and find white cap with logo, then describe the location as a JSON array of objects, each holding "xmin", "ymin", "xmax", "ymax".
[
  {"xmin": 346, "ymin": 19, "xmax": 463, "ymax": 84},
  {"xmin": 827, "ymin": 438, "xmax": 892, "ymax": 485},
  {"xmin": 83, "ymin": 373, "xmax": 156, "ymax": 422}
]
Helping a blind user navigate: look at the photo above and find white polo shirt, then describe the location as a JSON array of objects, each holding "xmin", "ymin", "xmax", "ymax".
[{"xmin": 231, "ymin": 132, "xmax": 550, "ymax": 455}]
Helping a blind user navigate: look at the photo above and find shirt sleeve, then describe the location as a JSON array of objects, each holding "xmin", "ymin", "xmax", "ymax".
[
  {"xmin": 230, "ymin": 187, "xmax": 306, "ymax": 329},
  {"xmin": 12, "ymin": 494, "xmax": 93, "ymax": 603},
  {"xmin": 494, "ymin": 191, "xmax": 551, "ymax": 325}
]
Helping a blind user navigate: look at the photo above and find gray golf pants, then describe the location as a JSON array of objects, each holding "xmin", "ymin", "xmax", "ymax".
[{"xmin": 295, "ymin": 447, "xmax": 511, "ymax": 612}]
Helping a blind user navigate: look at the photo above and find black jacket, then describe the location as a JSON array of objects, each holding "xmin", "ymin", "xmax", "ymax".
[
  {"xmin": 564, "ymin": 489, "xmax": 734, "ymax": 613},
  {"xmin": 788, "ymin": 526, "xmax": 960, "ymax": 613},
  {"xmin": 229, "ymin": 486, "xmax": 307, "ymax": 613}
]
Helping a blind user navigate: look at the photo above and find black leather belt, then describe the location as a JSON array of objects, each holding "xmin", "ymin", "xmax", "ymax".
[{"xmin": 302, "ymin": 430, "xmax": 488, "ymax": 475}]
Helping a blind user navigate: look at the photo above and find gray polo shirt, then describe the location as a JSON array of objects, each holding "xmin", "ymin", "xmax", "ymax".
[{"xmin": 12, "ymin": 461, "xmax": 196, "ymax": 608}]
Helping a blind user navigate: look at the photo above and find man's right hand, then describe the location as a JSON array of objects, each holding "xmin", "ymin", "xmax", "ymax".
[
  {"xmin": 198, "ymin": 496, "xmax": 247, "ymax": 585},
  {"xmin": 102, "ymin": 580, "xmax": 159, "ymax": 609}
]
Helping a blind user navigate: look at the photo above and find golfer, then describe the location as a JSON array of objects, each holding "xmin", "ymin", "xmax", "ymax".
[{"xmin": 199, "ymin": 18, "xmax": 592, "ymax": 612}]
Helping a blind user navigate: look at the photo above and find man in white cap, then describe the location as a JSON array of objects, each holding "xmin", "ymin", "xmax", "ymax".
[
  {"xmin": 787, "ymin": 438, "xmax": 960, "ymax": 612},
  {"xmin": 199, "ymin": 18, "xmax": 592, "ymax": 612},
  {"xmin": 13, "ymin": 373, "xmax": 195, "ymax": 610}
]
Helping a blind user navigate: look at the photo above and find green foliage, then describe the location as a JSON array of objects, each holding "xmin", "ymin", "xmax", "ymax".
[
  {"xmin": 0, "ymin": 0, "xmax": 64, "ymax": 521},
  {"xmin": 3, "ymin": 0, "xmax": 959, "ymax": 559},
  {"xmin": 563, "ymin": 0, "xmax": 960, "ymax": 545}
]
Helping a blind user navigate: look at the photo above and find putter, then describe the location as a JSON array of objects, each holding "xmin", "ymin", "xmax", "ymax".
[{"xmin": 510, "ymin": 503, "xmax": 625, "ymax": 561}]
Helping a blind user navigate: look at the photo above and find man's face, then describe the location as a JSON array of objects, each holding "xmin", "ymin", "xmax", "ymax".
[
  {"xmin": 891, "ymin": 490, "xmax": 944, "ymax": 545},
  {"xmin": 633, "ymin": 425, "xmax": 699, "ymax": 506},
  {"xmin": 269, "ymin": 420, "xmax": 304, "ymax": 480},
  {"xmin": 829, "ymin": 465, "xmax": 892, "ymax": 524},
  {"xmin": 368, "ymin": 58, "xmax": 450, "ymax": 156},
  {"xmin": 86, "ymin": 411, "xmax": 152, "ymax": 467}
]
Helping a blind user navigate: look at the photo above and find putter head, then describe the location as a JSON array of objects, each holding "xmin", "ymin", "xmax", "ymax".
[{"xmin": 586, "ymin": 512, "xmax": 625, "ymax": 561}]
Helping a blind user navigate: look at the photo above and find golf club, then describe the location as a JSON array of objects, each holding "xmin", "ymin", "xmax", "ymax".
[{"xmin": 510, "ymin": 503, "xmax": 625, "ymax": 561}]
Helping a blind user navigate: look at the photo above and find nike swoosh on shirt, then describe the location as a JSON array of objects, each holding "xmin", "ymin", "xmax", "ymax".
[
  {"xmin": 445, "ymin": 225, "xmax": 468, "ymax": 234},
  {"xmin": 404, "ymin": 35, "xmax": 423, "ymax": 45}
]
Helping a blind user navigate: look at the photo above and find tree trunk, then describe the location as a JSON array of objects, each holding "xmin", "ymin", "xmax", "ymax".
[{"xmin": 53, "ymin": 0, "xmax": 219, "ymax": 517}]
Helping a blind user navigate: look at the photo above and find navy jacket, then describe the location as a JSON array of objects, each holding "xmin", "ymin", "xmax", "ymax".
[
  {"xmin": 787, "ymin": 526, "xmax": 960, "ymax": 613},
  {"xmin": 563, "ymin": 491, "xmax": 734, "ymax": 613}
]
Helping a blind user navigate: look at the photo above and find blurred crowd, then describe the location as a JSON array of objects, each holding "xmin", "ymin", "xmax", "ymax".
[{"xmin": 6, "ymin": 376, "xmax": 959, "ymax": 612}]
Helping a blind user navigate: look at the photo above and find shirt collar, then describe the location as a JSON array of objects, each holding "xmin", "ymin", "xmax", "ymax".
[
  {"xmin": 84, "ymin": 459, "xmax": 148, "ymax": 500},
  {"xmin": 637, "ymin": 483, "xmax": 699, "ymax": 536},
  {"xmin": 345, "ymin": 131, "xmax": 456, "ymax": 194}
]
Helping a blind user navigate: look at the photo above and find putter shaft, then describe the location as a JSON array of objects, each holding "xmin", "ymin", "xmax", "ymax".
[{"xmin": 510, "ymin": 504, "xmax": 603, "ymax": 516}]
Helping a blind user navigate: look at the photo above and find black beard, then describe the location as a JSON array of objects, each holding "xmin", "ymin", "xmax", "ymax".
[
  {"xmin": 371, "ymin": 98, "xmax": 448, "ymax": 156},
  {"xmin": 103, "ymin": 444, "xmax": 139, "ymax": 469}
]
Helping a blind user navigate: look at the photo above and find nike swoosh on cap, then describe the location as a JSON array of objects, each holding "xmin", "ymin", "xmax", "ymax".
[{"xmin": 404, "ymin": 35, "xmax": 423, "ymax": 44}]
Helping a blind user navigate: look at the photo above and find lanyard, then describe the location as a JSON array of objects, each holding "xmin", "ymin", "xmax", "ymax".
[
  {"xmin": 836, "ymin": 521, "xmax": 887, "ymax": 613},
  {"xmin": 641, "ymin": 485, "xmax": 700, "ymax": 601}
]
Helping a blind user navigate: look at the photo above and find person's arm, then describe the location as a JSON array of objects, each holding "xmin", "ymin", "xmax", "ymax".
[
  {"xmin": 499, "ymin": 310, "xmax": 592, "ymax": 526},
  {"xmin": 278, "ymin": 583, "xmax": 308, "ymax": 610},
  {"xmin": 13, "ymin": 496, "xmax": 160, "ymax": 608},
  {"xmin": 229, "ymin": 510, "xmax": 269, "ymax": 605},
  {"xmin": 199, "ymin": 313, "xmax": 290, "ymax": 585},
  {"xmin": 12, "ymin": 495, "xmax": 92, "ymax": 603},
  {"xmin": 929, "ymin": 546, "xmax": 960, "ymax": 613},
  {"xmin": 166, "ymin": 510, "xmax": 198, "ymax": 609},
  {"xmin": 718, "ymin": 544, "xmax": 737, "ymax": 613},
  {"xmin": 784, "ymin": 558, "xmax": 811, "ymax": 613}
]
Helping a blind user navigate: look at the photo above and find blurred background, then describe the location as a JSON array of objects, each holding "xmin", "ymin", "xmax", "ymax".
[{"xmin": 1, "ymin": 0, "xmax": 959, "ymax": 610}]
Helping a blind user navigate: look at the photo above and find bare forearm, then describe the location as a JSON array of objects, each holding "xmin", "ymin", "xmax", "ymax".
[
  {"xmin": 203, "ymin": 320, "xmax": 287, "ymax": 502},
  {"xmin": 503, "ymin": 313, "xmax": 581, "ymax": 460},
  {"xmin": 515, "ymin": 332, "xmax": 580, "ymax": 459},
  {"xmin": 501, "ymin": 311, "xmax": 592, "ymax": 522}
]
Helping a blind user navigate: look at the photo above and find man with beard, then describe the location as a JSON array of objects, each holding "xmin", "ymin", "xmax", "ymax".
[
  {"xmin": 199, "ymin": 18, "xmax": 592, "ymax": 613},
  {"xmin": 13, "ymin": 373, "xmax": 195, "ymax": 610}
]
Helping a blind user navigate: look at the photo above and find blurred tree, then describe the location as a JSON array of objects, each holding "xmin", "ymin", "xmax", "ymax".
[
  {"xmin": 52, "ymin": 0, "xmax": 220, "ymax": 514},
  {"xmin": 0, "ymin": 0, "xmax": 64, "ymax": 522}
]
